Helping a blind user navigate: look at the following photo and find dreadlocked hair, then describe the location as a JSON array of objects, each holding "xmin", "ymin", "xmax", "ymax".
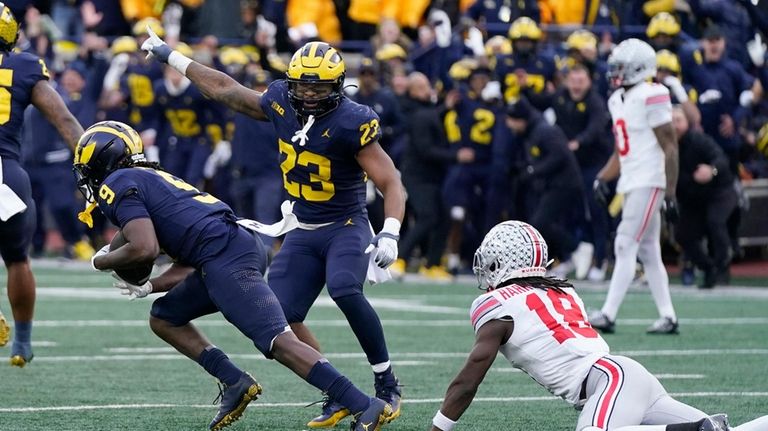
[{"xmin": 498, "ymin": 276, "xmax": 574, "ymax": 294}]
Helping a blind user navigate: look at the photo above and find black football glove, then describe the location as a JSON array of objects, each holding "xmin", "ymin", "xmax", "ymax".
[
  {"xmin": 663, "ymin": 197, "xmax": 679, "ymax": 224},
  {"xmin": 593, "ymin": 178, "xmax": 610, "ymax": 207}
]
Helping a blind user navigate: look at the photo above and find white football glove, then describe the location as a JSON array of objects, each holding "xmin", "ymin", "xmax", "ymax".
[
  {"xmin": 91, "ymin": 244, "xmax": 111, "ymax": 272},
  {"xmin": 365, "ymin": 218, "xmax": 401, "ymax": 269},
  {"xmin": 112, "ymin": 273, "xmax": 153, "ymax": 300},
  {"xmin": 140, "ymin": 26, "xmax": 172, "ymax": 62},
  {"xmin": 748, "ymin": 33, "xmax": 766, "ymax": 67}
]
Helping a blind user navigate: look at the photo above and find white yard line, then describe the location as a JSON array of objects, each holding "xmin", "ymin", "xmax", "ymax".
[
  {"xmin": 23, "ymin": 316, "xmax": 768, "ymax": 328},
  {"xmin": 30, "ymin": 348, "xmax": 768, "ymax": 363},
  {"xmin": 2, "ymin": 392, "xmax": 767, "ymax": 413}
]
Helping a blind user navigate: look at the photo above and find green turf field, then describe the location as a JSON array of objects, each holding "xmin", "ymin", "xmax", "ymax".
[{"xmin": 1, "ymin": 263, "xmax": 767, "ymax": 430}]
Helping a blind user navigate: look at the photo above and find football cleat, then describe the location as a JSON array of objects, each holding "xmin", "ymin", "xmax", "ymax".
[
  {"xmin": 418, "ymin": 266, "xmax": 452, "ymax": 282},
  {"xmin": 0, "ymin": 312, "xmax": 9, "ymax": 347},
  {"xmin": 10, "ymin": 341, "xmax": 33, "ymax": 367},
  {"xmin": 350, "ymin": 398, "xmax": 392, "ymax": 431},
  {"xmin": 699, "ymin": 413, "xmax": 730, "ymax": 431},
  {"xmin": 72, "ymin": 239, "xmax": 96, "ymax": 261},
  {"xmin": 374, "ymin": 373, "xmax": 401, "ymax": 422},
  {"xmin": 588, "ymin": 310, "xmax": 615, "ymax": 334},
  {"xmin": 646, "ymin": 317, "xmax": 679, "ymax": 335},
  {"xmin": 209, "ymin": 372, "xmax": 262, "ymax": 431},
  {"xmin": 307, "ymin": 399, "xmax": 350, "ymax": 428}
]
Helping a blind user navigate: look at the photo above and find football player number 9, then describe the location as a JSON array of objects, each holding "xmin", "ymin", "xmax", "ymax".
[
  {"xmin": 155, "ymin": 170, "xmax": 220, "ymax": 204},
  {"xmin": 279, "ymin": 140, "xmax": 335, "ymax": 202}
]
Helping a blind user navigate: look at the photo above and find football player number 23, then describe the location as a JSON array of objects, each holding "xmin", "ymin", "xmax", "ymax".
[
  {"xmin": 614, "ymin": 119, "xmax": 630, "ymax": 156},
  {"xmin": 526, "ymin": 289, "xmax": 599, "ymax": 344},
  {"xmin": 279, "ymin": 139, "xmax": 335, "ymax": 202}
]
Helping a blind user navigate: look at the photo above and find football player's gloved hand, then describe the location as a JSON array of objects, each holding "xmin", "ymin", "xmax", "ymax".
[
  {"xmin": 91, "ymin": 244, "xmax": 111, "ymax": 272},
  {"xmin": 663, "ymin": 197, "xmax": 679, "ymax": 225},
  {"xmin": 113, "ymin": 273, "xmax": 153, "ymax": 300},
  {"xmin": 140, "ymin": 26, "xmax": 172, "ymax": 62},
  {"xmin": 593, "ymin": 178, "xmax": 610, "ymax": 207},
  {"xmin": 365, "ymin": 218, "xmax": 401, "ymax": 269}
]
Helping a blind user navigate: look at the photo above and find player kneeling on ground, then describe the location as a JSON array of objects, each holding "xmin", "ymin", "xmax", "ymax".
[
  {"xmin": 75, "ymin": 121, "xmax": 391, "ymax": 431},
  {"xmin": 431, "ymin": 221, "xmax": 768, "ymax": 431}
]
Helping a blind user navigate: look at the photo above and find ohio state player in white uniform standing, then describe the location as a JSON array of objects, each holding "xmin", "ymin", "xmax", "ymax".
[
  {"xmin": 590, "ymin": 38, "xmax": 679, "ymax": 335},
  {"xmin": 430, "ymin": 221, "xmax": 768, "ymax": 431}
]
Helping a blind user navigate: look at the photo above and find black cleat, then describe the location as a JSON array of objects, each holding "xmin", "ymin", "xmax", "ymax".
[
  {"xmin": 646, "ymin": 317, "xmax": 679, "ymax": 335},
  {"xmin": 700, "ymin": 413, "xmax": 730, "ymax": 431},
  {"xmin": 350, "ymin": 398, "xmax": 392, "ymax": 431},
  {"xmin": 588, "ymin": 310, "xmax": 615, "ymax": 334}
]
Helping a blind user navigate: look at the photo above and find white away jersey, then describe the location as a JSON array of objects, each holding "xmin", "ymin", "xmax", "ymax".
[
  {"xmin": 470, "ymin": 285, "xmax": 609, "ymax": 405},
  {"xmin": 607, "ymin": 82, "xmax": 672, "ymax": 194}
]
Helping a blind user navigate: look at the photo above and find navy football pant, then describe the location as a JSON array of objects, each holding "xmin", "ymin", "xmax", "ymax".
[
  {"xmin": 150, "ymin": 225, "xmax": 288, "ymax": 357},
  {"xmin": 0, "ymin": 159, "xmax": 36, "ymax": 263},
  {"xmin": 231, "ymin": 173, "xmax": 283, "ymax": 248},
  {"xmin": 268, "ymin": 215, "xmax": 390, "ymax": 365},
  {"xmin": 163, "ymin": 141, "xmax": 211, "ymax": 187}
]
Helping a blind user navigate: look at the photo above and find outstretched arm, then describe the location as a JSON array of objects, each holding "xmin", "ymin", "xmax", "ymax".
[
  {"xmin": 184, "ymin": 62, "xmax": 267, "ymax": 120},
  {"xmin": 31, "ymin": 80, "xmax": 84, "ymax": 150},
  {"xmin": 431, "ymin": 320, "xmax": 513, "ymax": 431},
  {"xmin": 141, "ymin": 27, "xmax": 267, "ymax": 120}
]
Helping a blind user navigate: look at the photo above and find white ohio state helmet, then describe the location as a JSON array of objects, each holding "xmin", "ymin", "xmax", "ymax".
[
  {"xmin": 473, "ymin": 221, "xmax": 549, "ymax": 290},
  {"xmin": 607, "ymin": 38, "xmax": 657, "ymax": 87}
]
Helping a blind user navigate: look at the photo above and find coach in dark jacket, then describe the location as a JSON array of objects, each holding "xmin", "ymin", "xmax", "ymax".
[
  {"xmin": 507, "ymin": 97, "xmax": 584, "ymax": 264},
  {"xmin": 399, "ymin": 72, "xmax": 475, "ymax": 271},
  {"xmin": 672, "ymin": 107, "xmax": 737, "ymax": 288}
]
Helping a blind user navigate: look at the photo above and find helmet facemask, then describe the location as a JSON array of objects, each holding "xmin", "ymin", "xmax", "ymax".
[{"xmin": 287, "ymin": 77, "xmax": 343, "ymax": 118}]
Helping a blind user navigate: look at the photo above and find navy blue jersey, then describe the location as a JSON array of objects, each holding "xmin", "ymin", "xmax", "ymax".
[
  {"xmin": 443, "ymin": 92, "xmax": 501, "ymax": 163},
  {"xmin": 260, "ymin": 80, "xmax": 381, "ymax": 223},
  {"xmin": 120, "ymin": 61, "xmax": 163, "ymax": 131},
  {"xmin": 0, "ymin": 51, "xmax": 50, "ymax": 161},
  {"xmin": 154, "ymin": 83, "xmax": 219, "ymax": 147},
  {"xmin": 495, "ymin": 53, "xmax": 555, "ymax": 103},
  {"xmin": 96, "ymin": 167, "xmax": 234, "ymax": 266}
]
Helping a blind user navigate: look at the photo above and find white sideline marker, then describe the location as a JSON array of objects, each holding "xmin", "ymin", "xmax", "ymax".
[{"xmin": 2, "ymin": 393, "xmax": 767, "ymax": 413}]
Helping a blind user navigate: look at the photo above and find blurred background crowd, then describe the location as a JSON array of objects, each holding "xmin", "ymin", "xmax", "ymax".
[{"xmin": 8, "ymin": 0, "xmax": 768, "ymax": 287}]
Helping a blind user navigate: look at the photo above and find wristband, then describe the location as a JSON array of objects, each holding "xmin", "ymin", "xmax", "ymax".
[
  {"xmin": 382, "ymin": 217, "xmax": 401, "ymax": 236},
  {"xmin": 168, "ymin": 50, "xmax": 193, "ymax": 75},
  {"xmin": 432, "ymin": 411, "xmax": 457, "ymax": 431}
]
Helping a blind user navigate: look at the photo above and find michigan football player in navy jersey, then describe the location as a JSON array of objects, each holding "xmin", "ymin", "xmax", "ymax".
[
  {"xmin": 0, "ymin": 3, "xmax": 84, "ymax": 367},
  {"xmin": 75, "ymin": 121, "xmax": 392, "ymax": 431},
  {"xmin": 143, "ymin": 33, "xmax": 406, "ymax": 428}
]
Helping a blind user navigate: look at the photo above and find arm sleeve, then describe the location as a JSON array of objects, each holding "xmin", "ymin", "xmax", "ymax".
[
  {"xmin": 96, "ymin": 173, "xmax": 149, "ymax": 227},
  {"xmin": 700, "ymin": 133, "xmax": 731, "ymax": 173}
]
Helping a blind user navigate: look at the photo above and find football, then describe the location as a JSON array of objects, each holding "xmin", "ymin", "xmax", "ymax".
[{"xmin": 109, "ymin": 231, "xmax": 153, "ymax": 285}]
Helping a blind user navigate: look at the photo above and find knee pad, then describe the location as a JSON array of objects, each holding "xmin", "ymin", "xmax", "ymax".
[{"xmin": 327, "ymin": 270, "xmax": 364, "ymax": 300}]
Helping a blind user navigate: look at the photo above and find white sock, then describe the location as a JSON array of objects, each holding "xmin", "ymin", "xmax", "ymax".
[
  {"xmin": 602, "ymin": 235, "xmax": 639, "ymax": 321},
  {"xmin": 638, "ymin": 239, "xmax": 676, "ymax": 320},
  {"xmin": 372, "ymin": 361, "xmax": 391, "ymax": 374}
]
